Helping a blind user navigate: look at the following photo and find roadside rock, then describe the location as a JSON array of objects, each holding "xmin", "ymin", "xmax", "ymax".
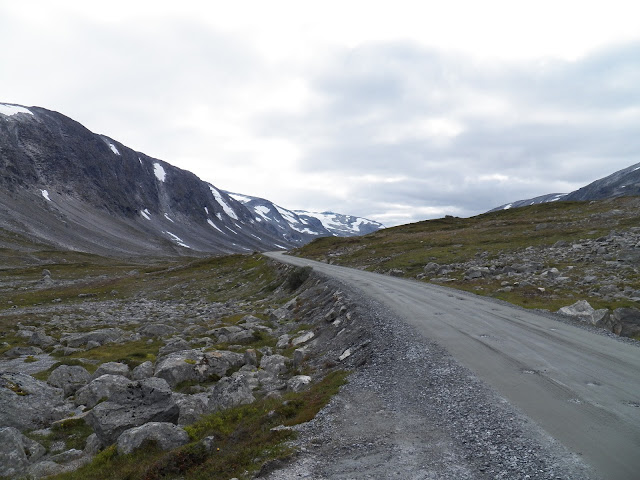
[
  {"xmin": 47, "ymin": 365, "xmax": 92, "ymax": 397},
  {"xmin": 86, "ymin": 377, "xmax": 179, "ymax": 445},
  {"xmin": 208, "ymin": 375, "xmax": 255, "ymax": 412},
  {"xmin": 557, "ymin": 300, "xmax": 610, "ymax": 326},
  {"xmin": 116, "ymin": 422, "xmax": 189, "ymax": 455},
  {"xmin": 0, "ymin": 373, "xmax": 72, "ymax": 431},
  {"xmin": 612, "ymin": 308, "xmax": 640, "ymax": 337}
]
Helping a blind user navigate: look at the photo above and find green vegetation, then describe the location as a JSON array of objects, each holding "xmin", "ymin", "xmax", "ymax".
[
  {"xmin": 293, "ymin": 197, "xmax": 640, "ymax": 311},
  {"xmin": 50, "ymin": 371, "xmax": 348, "ymax": 480},
  {"xmin": 28, "ymin": 417, "xmax": 94, "ymax": 452}
]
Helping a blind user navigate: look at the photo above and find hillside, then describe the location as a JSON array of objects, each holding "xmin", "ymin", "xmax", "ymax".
[
  {"xmin": 293, "ymin": 197, "xmax": 640, "ymax": 337},
  {"xmin": 0, "ymin": 103, "xmax": 381, "ymax": 257}
]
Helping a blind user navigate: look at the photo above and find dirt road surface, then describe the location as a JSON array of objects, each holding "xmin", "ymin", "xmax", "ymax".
[{"xmin": 265, "ymin": 252, "xmax": 640, "ymax": 480}]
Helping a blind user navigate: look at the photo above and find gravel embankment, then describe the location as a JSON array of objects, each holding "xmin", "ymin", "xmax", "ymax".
[{"xmin": 261, "ymin": 276, "xmax": 599, "ymax": 480}]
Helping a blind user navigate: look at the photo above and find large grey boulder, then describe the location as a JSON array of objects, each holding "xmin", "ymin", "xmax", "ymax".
[
  {"xmin": 75, "ymin": 374, "xmax": 133, "ymax": 408},
  {"xmin": 92, "ymin": 362, "xmax": 130, "ymax": 379},
  {"xmin": 138, "ymin": 323, "xmax": 177, "ymax": 338},
  {"xmin": 557, "ymin": 300, "xmax": 610, "ymax": 326},
  {"xmin": 86, "ymin": 377, "xmax": 179, "ymax": 445},
  {"xmin": 158, "ymin": 337, "xmax": 191, "ymax": 356},
  {"xmin": 48, "ymin": 365, "xmax": 92, "ymax": 397},
  {"xmin": 0, "ymin": 426, "xmax": 46, "ymax": 477},
  {"xmin": 154, "ymin": 349, "xmax": 244, "ymax": 388},
  {"xmin": 29, "ymin": 330, "xmax": 56, "ymax": 347},
  {"xmin": 259, "ymin": 354, "xmax": 289, "ymax": 375},
  {"xmin": 0, "ymin": 373, "xmax": 72, "ymax": 431},
  {"xmin": 4, "ymin": 346, "xmax": 43, "ymax": 358},
  {"xmin": 208, "ymin": 376, "xmax": 255, "ymax": 412},
  {"xmin": 612, "ymin": 308, "xmax": 640, "ymax": 337},
  {"xmin": 173, "ymin": 392, "xmax": 209, "ymax": 425},
  {"xmin": 116, "ymin": 422, "xmax": 190, "ymax": 455},
  {"xmin": 132, "ymin": 361, "xmax": 154, "ymax": 380},
  {"xmin": 61, "ymin": 328, "xmax": 124, "ymax": 348}
]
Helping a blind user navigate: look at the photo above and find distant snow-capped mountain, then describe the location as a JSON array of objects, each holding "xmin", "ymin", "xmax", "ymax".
[
  {"xmin": 489, "ymin": 161, "xmax": 640, "ymax": 212},
  {"xmin": 0, "ymin": 102, "xmax": 383, "ymax": 257},
  {"xmin": 227, "ymin": 192, "xmax": 384, "ymax": 243}
]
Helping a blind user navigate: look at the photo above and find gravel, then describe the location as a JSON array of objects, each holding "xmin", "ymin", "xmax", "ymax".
[{"xmin": 261, "ymin": 276, "xmax": 599, "ymax": 480}]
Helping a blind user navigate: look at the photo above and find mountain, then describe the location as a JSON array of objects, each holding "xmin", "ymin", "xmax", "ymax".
[
  {"xmin": 490, "ymin": 161, "xmax": 640, "ymax": 212},
  {"xmin": 0, "ymin": 103, "xmax": 382, "ymax": 256},
  {"xmin": 227, "ymin": 192, "xmax": 384, "ymax": 240}
]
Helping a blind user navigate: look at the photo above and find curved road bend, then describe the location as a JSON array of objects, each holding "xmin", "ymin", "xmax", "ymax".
[{"xmin": 265, "ymin": 251, "xmax": 640, "ymax": 480}]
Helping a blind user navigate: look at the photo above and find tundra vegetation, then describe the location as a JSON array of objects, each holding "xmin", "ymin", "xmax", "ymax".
[{"xmin": 294, "ymin": 198, "xmax": 640, "ymax": 339}]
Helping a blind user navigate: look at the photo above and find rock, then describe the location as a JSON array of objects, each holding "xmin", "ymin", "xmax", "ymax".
[
  {"xmin": 291, "ymin": 331, "xmax": 314, "ymax": 346},
  {"xmin": 259, "ymin": 354, "xmax": 289, "ymax": 375},
  {"xmin": 49, "ymin": 448, "xmax": 85, "ymax": 463},
  {"xmin": 86, "ymin": 377, "xmax": 179, "ymax": 445},
  {"xmin": 116, "ymin": 422, "xmax": 189, "ymax": 455},
  {"xmin": 0, "ymin": 426, "xmax": 46, "ymax": 477},
  {"xmin": 557, "ymin": 300, "xmax": 611, "ymax": 327},
  {"xmin": 84, "ymin": 433, "xmax": 103, "ymax": 456},
  {"xmin": 48, "ymin": 365, "xmax": 92, "ymax": 397},
  {"xmin": 276, "ymin": 334, "xmax": 291, "ymax": 348},
  {"xmin": 29, "ymin": 330, "xmax": 56, "ymax": 347},
  {"xmin": 0, "ymin": 373, "xmax": 72, "ymax": 431},
  {"xmin": 465, "ymin": 267, "xmax": 489, "ymax": 279},
  {"xmin": 92, "ymin": 362, "xmax": 131, "ymax": 379},
  {"xmin": 172, "ymin": 392, "xmax": 209, "ymax": 425},
  {"xmin": 154, "ymin": 349, "xmax": 245, "ymax": 388},
  {"xmin": 389, "ymin": 269, "xmax": 404, "ymax": 277},
  {"xmin": 27, "ymin": 460, "xmax": 65, "ymax": 478},
  {"xmin": 61, "ymin": 328, "xmax": 124, "ymax": 348},
  {"xmin": 159, "ymin": 337, "xmax": 191, "ymax": 356},
  {"xmin": 423, "ymin": 262, "xmax": 440, "ymax": 273},
  {"xmin": 74, "ymin": 374, "xmax": 133, "ymax": 408},
  {"xmin": 208, "ymin": 376, "xmax": 255, "ymax": 412},
  {"xmin": 138, "ymin": 323, "xmax": 178, "ymax": 338},
  {"xmin": 292, "ymin": 349, "xmax": 305, "ymax": 368},
  {"xmin": 287, "ymin": 375, "xmax": 312, "ymax": 392},
  {"xmin": 612, "ymin": 308, "xmax": 640, "ymax": 337},
  {"xmin": 244, "ymin": 349, "xmax": 258, "ymax": 366},
  {"xmin": 132, "ymin": 361, "xmax": 154, "ymax": 380},
  {"xmin": 4, "ymin": 346, "xmax": 43, "ymax": 358}
]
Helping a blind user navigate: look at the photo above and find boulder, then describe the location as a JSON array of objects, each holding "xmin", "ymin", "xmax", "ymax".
[
  {"xmin": 29, "ymin": 330, "xmax": 56, "ymax": 347},
  {"xmin": 61, "ymin": 328, "xmax": 124, "ymax": 348},
  {"xmin": 159, "ymin": 338, "xmax": 191, "ymax": 356},
  {"xmin": 259, "ymin": 354, "xmax": 289, "ymax": 375},
  {"xmin": 86, "ymin": 377, "xmax": 179, "ymax": 445},
  {"xmin": 4, "ymin": 346, "xmax": 43, "ymax": 358},
  {"xmin": 75, "ymin": 374, "xmax": 133, "ymax": 408},
  {"xmin": 208, "ymin": 376, "xmax": 255, "ymax": 412},
  {"xmin": 138, "ymin": 323, "xmax": 178, "ymax": 338},
  {"xmin": 132, "ymin": 361, "xmax": 154, "ymax": 380},
  {"xmin": 172, "ymin": 392, "xmax": 209, "ymax": 425},
  {"xmin": 48, "ymin": 365, "xmax": 92, "ymax": 397},
  {"xmin": 291, "ymin": 331, "xmax": 314, "ymax": 346},
  {"xmin": 0, "ymin": 426, "xmax": 46, "ymax": 477},
  {"xmin": 92, "ymin": 362, "xmax": 130, "ymax": 379},
  {"xmin": 0, "ymin": 373, "xmax": 72, "ymax": 431},
  {"xmin": 154, "ymin": 349, "xmax": 244, "ymax": 388},
  {"xmin": 423, "ymin": 262, "xmax": 440, "ymax": 274},
  {"xmin": 117, "ymin": 422, "xmax": 189, "ymax": 455},
  {"xmin": 612, "ymin": 308, "xmax": 640, "ymax": 337},
  {"xmin": 287, "ymin": 375, "xmax": 312, "ymax": 392}
]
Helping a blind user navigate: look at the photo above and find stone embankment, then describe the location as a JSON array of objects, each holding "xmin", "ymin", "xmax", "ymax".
[{"xmin": 0, "ymin": 267, "xmax": 372, "ymax": 478}]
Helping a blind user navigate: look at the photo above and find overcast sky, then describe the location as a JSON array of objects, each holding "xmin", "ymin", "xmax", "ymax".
[{"xmin": 2, "ymin": 1, "xmax": 639, "ymax": 226}]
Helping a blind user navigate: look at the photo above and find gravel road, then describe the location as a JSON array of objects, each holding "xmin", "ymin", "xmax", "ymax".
[{"xmin": 263, "ymin": 252, "xmax": 640, "ymax": 480}]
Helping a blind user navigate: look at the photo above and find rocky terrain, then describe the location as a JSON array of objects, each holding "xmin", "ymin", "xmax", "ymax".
[
  {"xmin": 294, "ymin": 197, "xmax": 640, "ymax": 340},
  {"xmin": 0, "ymin": 253, "xmax": 372, "ymax": 479}
]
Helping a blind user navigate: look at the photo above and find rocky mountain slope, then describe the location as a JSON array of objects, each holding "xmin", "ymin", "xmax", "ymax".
[
  {"xmin": 0, "ymin": 102, "xmax": 382, "ymax": 257},
  {"xmin": 490, "ymin": 161, "xmax": 640, "ymax": 211}
]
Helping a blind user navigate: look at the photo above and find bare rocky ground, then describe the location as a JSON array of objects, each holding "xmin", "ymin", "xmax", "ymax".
[{"xmin": 261, "ymin": 276, "xmax": 598, "ymax": 480}]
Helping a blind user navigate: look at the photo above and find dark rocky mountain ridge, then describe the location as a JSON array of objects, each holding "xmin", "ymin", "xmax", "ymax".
[
  {"xmin": 490, "ymin": 161, "xmax": 640, "ymax": 212},
  {"xmin": 0, "ymin": 103, "xmax": 382, "ymax": 256}
]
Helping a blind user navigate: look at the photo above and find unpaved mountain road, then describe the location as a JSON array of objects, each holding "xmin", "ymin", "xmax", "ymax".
[{"xmin": 265, "ymin": 252, "xmax": 640, "ymax": 480}]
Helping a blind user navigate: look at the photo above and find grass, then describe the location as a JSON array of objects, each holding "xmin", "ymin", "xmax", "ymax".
[
  {"xmin": 27, "ymin": 417, "xmax": 94, "ymax": 452},
  {"xmin": 49, "ymin": 370, "xmax": 348, "ymax": 480},
  {"xmin": 293, "ymin": 197, "xmax": 640, "ymax": 312}
]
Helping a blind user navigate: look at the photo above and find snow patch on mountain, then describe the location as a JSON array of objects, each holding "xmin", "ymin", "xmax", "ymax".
[
  {"xmin": 164, "ymin": 213, "xmax": 174, "ymax": 223},
  {"xmin": 0, "ymin": 104, "xmax": 33, "ymax": 116},
  {"xmin": 154, "ymin": 163, "xmax": 166, "ymax": 182},
  {"xmin": 207, "ymin": 219, "xmax": 224, "ymax": 233},
  {"xmin": 164, "ymin": 231, "xmax": 190, "ymax": 248},
  {"xmin": 141, "ymin": 209, "xmax": 151, "ymax": 220},
  {"xmin": 209, "ymin": 185, "xmax": 238, "ymax": 220}
]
